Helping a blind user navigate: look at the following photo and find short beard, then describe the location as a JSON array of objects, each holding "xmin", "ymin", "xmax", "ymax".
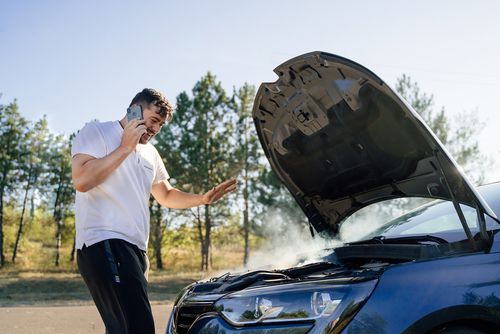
[{"xmin": 139, "ymin": 134, "xmax": 151, "ymax": 144}]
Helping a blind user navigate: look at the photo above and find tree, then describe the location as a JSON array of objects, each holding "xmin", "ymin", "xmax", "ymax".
[
  {"xmin": 233, "ymin": 83, "xmax": 264, "ymax": 266},
  {"xmin": 0, "ymin": 99, "xmax": 29, "ymax": 267},
  {"xmin": 67, "ymin": 132, "xmax": 77, "ymax": 262},
  {"xmin": 152, "ymin": 94, "xmax": 187, "ymax": 271},
  {"xmin": 155, "ymin": 72, "xmax": 236, "ymax": 271},
  {"xmin": 47, "ymin": 134, "xmax": 74, "ymax": 266},
  {"xmin": 149, "ymin": 199, "xmax": 167, "ymax": 270},
  {"xmin": 12, "ymin": 116, "xmax": 52, "ymax": 262}
]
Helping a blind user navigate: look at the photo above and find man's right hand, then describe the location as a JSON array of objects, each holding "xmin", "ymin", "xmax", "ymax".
[
  {"xmin": 120, "ymin": 119, "xmax": 147, "ymax": 152},
  {"xmin": 73, "ymin": 119, "xmax": 146, "ymax": 193}
]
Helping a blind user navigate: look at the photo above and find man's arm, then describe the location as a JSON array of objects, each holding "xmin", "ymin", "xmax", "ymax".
[
  {"xmin": 72, "ymin": 149, "xmax": 130, "ymax": 192},
  {"xmin": 151, "ymin": 179, "xmax": 237, "ymax": 209},
  {"xmin": 72, "ymin": 119, "xmax": 146, "ymax": 192}
]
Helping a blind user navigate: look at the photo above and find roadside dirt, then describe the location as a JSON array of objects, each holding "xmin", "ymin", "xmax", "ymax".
[{"xmin": 0, "ymin": 303, "xmax": 172, "ymax": 334}]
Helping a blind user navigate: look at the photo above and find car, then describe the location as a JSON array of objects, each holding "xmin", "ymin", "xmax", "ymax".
[{"xmin": 166, "ymin": 51, "xmax": 500, "ymax": 334}]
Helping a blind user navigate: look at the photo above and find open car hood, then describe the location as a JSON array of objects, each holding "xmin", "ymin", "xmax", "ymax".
[{"xmin": 253, "ymin": 51, "xmax": 495, "ymax": 236}]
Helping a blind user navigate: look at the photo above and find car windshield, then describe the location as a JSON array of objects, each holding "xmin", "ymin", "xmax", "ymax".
[{"xmin": 341, "ymin": 198, "xmax": 499, "ymax": 243}]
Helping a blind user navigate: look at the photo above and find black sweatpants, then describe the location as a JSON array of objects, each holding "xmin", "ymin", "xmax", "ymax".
[{"xmin": 77, "ymin": 239, "xmax": 154, "ymax": 334}]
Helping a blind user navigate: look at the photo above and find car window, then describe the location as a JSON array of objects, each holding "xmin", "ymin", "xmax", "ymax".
[
  {"xmin": 382, "ymin": 203, "xmax": 477, "ymax": 236},
  {"xmin": 342, "ymin": 198, "xmax": 500, "ymax": 243}
]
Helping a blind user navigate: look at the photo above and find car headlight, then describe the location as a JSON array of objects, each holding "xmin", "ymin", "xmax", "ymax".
[{"xmin": 215, "ymin": 279, "xmax": 377, "ymax": 326}]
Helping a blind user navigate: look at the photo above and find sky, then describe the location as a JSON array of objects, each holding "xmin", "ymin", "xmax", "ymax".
[{"xmin": 1, "ymin": 0, "xmax": 500, "ymax": 181}]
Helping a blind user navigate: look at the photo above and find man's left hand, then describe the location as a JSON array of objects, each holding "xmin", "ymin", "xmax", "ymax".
[{"xmin": 202, "ymin": 179, "xmax": 237, "ymax": 205}]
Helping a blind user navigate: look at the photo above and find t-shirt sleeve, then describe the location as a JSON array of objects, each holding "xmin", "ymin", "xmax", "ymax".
[
  {"xmin": 71, "ymin": 122, "xmax": 107, "ymax": 159},
  {"xmin": 153, "ymin": 148, "xmax": 170, "ymax": 184}
]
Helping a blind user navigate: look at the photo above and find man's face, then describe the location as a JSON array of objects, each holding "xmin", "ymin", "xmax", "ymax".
[{"xmin": 139, "ymin": 102, "xmax": 167, "ymax": 144}]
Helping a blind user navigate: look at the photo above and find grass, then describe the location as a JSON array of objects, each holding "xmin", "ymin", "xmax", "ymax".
[
  {"xmin": 0, "ymin": 245, "xmax": 249, "ymax": 307},
  {"xmin": 0, "ymin": 269, "xmax": 201, "ymax": 307}
]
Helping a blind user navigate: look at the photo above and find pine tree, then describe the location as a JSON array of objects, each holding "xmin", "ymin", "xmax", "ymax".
[{"xmin": 0, "ymin": 100, "xmax": 29, "ymax": 267}]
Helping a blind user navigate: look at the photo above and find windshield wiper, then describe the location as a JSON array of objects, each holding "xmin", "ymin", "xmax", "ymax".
[{"xmin": 350, "ymin": 235, "xmax": 448, "ymax": 246}]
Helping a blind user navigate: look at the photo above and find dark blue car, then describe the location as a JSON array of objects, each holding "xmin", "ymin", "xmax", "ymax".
[{"xmin": 166, "ymin": 52, "xmax": 500, "ymax": 334}]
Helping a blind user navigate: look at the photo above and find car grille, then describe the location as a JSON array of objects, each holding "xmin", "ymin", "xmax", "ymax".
[{"xmin": 174, "ymin": 302, "xmax": 215, "ymax": 334}]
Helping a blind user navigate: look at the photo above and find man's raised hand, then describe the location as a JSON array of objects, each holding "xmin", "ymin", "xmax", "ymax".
[{"xmin": 202, "ymin": 179, "xmax": 237, "ymax": 205}]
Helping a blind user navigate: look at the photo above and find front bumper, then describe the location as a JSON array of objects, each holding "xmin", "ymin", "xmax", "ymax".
[{"xmin": 167, "ymin": 313, "xmax": 313, "ymax": 334}]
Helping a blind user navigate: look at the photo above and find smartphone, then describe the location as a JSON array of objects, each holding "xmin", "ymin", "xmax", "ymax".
[{"xmin": 127, "ymin": 104, "xmax": 143, "ymax": 122}]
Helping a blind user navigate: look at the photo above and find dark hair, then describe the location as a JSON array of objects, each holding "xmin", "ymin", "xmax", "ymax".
[{"xmin": 130, "ymin": 88, "xmax": 174, "ymax": 122}]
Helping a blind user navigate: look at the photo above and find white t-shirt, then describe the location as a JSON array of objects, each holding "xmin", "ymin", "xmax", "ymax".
[{"xmin": 71, "ymin": 120, "xmax": 169, "ymax": 251}]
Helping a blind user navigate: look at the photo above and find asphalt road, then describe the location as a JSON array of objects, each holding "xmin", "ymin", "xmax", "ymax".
[{"xmin": 0, "ymin": 304, "xmax": 172, "ymax": 334}]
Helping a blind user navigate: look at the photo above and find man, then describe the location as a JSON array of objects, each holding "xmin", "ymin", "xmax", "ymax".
[{"xmin": 71, "ymin": 88, "xmax": 236, "ymax": 334}]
